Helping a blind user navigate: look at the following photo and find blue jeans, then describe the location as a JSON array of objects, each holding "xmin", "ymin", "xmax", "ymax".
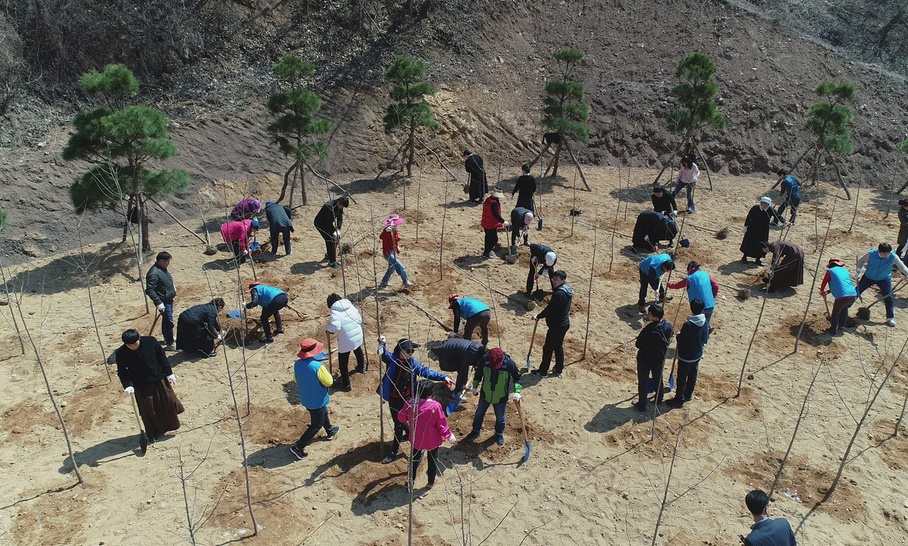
[
  {"xmin": 162, "ymin": 302, "xmax": 175, "ymax": 345},
  {"xmin": 380, "ymin": 252, "xmax": 409, "ymax": 287},
  {"xmin": 471, "ymin": 397, "xmax": 507, "ymax": 435},
  {"xmin": 672, "ymin": 181, "xmax": 695, "ymax": 212},
  {"xmin": 702, "ymin": 307, "xmax": 714, "ymax": 344},
  {"xmin": 858, "ymin": 276, "xmax": 894, "ymax": 319}
]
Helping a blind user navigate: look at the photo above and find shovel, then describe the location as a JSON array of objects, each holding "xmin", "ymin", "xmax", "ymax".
[
  {"xmin": 514, "ymin": 399, "xmax": 532, "ymax": 464},
  {"xmin": 326, "ymin": 332, "xmax": 334, "ymax": 376},
  {"xmin": 535, "ymin": 193, "xmax": 544, "ymax": 231},
  {"xmin": 822, "ymin": 293, "xmax": 831, "ymax": 320},
  {"xmin": 148, "ymin": 310, "xmax": 161, "ymax": 336},
  {"xmin": 524, "ymin": 318, "xmax": 539, "ymax": 372},
  {"xmin": 130, "ymin": 394, "xmax": 149, "ymax": 455},
  {"xmin": 857, "ymin": 280, "xmax": 907, "ymax": 320}
]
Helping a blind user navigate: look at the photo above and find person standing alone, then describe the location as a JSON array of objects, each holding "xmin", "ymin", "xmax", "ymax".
[
  {"xmin": 146, "ymin": 251, "xmax": 176, "ymax": 350},
  {"xmin": 379, "ymin": 214, "xmax": 412, "ymax": 290},
  {"xmin": 481, "ymin": 192, "xmax": 506, "ymax": 258},
  {"xmin": 533, "ymin": 270, "xmax": 573, "ymax": 378},
  {"xmin": 464, "ymin": 150, "xmax": 488, "ymax": 203},
  {"xmin": 289, "ymin": 338, "xmax": 339, "ymax": 460}
]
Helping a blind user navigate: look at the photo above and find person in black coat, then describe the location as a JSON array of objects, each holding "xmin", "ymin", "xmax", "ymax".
[
  {"xmin": 145, "ymin": 252, "xmax": 176, "ymax": 349},
  {"xmin": 632, "ymin": 211, "xmax": 678, "ymax": 252},
  {"xmin": 741, "ymin": 197, "xmax": 782, "ymax": 265},
  {"xmin": 897, "ymin": 199, "xmax": 908, "ymax": 259},
  {"xmin": 527, "ymin": 243, "xmax": 557, "ymax": 295},
  {"xmin": 510, "ymin": 206, "xmax": 534, "ymax": 248},
  {"xmin": 533, "ymin": 271, "xmax": 573, "ymax": 377},
  {"xmin": 651, "ymin": 186, "xmax": 677, "ymax": 215},
  {"xmin": 264, "ymin": 201, "xmax": 294, "ymax": 256},
  {"xmin": 667, "ymin": 299, "xmax": 707, "ymax": 408},
  {"xmin": 313, "ymin": 196, "xmax": 349, "ymax": 267},
  {"xmin": 176, "ymin": 298, "xmax": 226, "ymax": 357},
  {"xmin": 115, "ymin": 329, "xmax": 182, "ymax": 440},
  {"xmin": 512, "ymin": 164, "xmax": 537, "ymax": 210},
  {"xmin": 463, "ymin": 150, "xmax": 488, "ymax": 203},
  {"xmin": 426, "ymin": 336, "xmax": 486, "ymax": 411},
  {"xmin": 634, "ymin": 304, "xmax": 673, "ymax": 411}
]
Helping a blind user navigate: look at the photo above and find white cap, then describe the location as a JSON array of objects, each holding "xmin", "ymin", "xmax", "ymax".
[
  {"xmin": 759, "ymin": 196, "xmax": 772, "ymax": 206},
  {"xmin": 545, "ymin": 251, "xmax": 557, "ymax": 267},
  {"xmin": 524, "ymin": 211, "xmax": 535, "ymax": 225}
]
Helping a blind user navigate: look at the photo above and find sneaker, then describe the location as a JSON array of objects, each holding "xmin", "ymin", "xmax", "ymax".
[
  {"xmin": 274, "ymin": 329, "xmax": 285, "ymax": 335},
  {"xmin": 632, "ymin": 401, "xmax": 648, "ymax": 413},
  {"xmin": 382, "ymin": 452, "xmax": 400, "ymax": 464},
  {"xmin": 334, "ymin": 380, "xmax": 351, "ymax": 392},
  {"xmin": 666, "ymin": 397, "xmax": 684, "ymax": 408},
  {"xmin": 495, "ymin": 434, "xmax": 504, "ymax": 446},
  {"xmin": 887, "ymin": 318, "xmax": 897, "ymax": 327},
  {"xmin": 325, "ymin": 426, "xmax": 340, "ymax": 440},
  {"xmin": 289, "ymin": 445, "xmax": 307, "ymax": 460},
  {"xmin": 463, "ymin": 430, "xmax": 479, "ymax": 443},
  {"xmin": 163, "ymin": 343, "xmax": 175, "ymax": 352},
  {"xmin": 353, "ymin": 367, "xmax": 365, "ymax": 374},
  {"xmin": 328, "ymin": 261, "xmax": 339, "ymax": 268}
]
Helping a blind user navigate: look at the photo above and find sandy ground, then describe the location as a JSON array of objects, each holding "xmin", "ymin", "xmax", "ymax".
[{"xmin": 1, "ymin": 165, "xmax": 907, "ymax": 545}]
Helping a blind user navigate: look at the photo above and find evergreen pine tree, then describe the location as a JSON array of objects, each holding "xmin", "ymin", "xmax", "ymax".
[
  {"xmin": 542, "ymin": 48, "xmax": 589, "ymax": 177},
  {"xmin": 267, "ymin": 54, "xmax": 331, "ymax": 206},
  {"xmin": 802, "ymin": 81, "xmax": 855, "ymax": 198},
  {"xmin": 383, "ymin": 55, "xmax": 438, "ymax": 177},
  {"xmin": 64, "ymin": 64, "xmax": 188, "ymax": 254}
]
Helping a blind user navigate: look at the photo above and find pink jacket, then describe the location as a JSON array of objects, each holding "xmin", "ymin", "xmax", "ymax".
[
  {"xmin": 396, "ymin": 399, "xmax": 452, "ymax": 451},
  {"xmin": 232, "ymin": 198, "xmax": 261, "ymax": 218},
  {"xmin": 220, "ymin": 219, "xmax": 253, "ymax": 250}
]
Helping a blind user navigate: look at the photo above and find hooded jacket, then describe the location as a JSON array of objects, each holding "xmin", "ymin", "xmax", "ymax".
[
  {"xmin": 636, "ymin": 319, "xmax": 673, "ymax": 364},
  {"xmin": 396, "ymin": 398, "xmax": 452, "ymax": 451},
  {"xmin": 676, "ymin": 314, "xmax": 707, "ymax": 363},
  {"xmin": 538, "ymin": 282, "xmax": 573, "ymax": 328},
  {"xmin": 325, "ymin": 298, "xmax": 364, "ymax": 353}
]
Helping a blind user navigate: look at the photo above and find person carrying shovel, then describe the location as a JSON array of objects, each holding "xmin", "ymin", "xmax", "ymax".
[
  {"xmin": 819, "ymin": 258, "xmax": 857, "ymax": 336},
  {"xmin": 855, "ymin": 243, "xmax": 908, "ymax": 327}
]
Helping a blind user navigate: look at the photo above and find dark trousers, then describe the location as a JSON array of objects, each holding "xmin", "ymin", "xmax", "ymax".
[
  {"xmin": 638, "ymin": 273, "xmax": 664, "ymax": 306},
  {"xmin": 390, "ymin": 401, "xmax": 407, "ymax": 455},
  {"xmin": 483, "ymin": 229, "xmax": 498, "ymax": 256},
  {"xmin": 230, "ymin": 241, "xmax": 247, "ymax": 263},
  {"xmin": 453, "ymin": 364, "xmax": 470, "ymax": 395},
  {"xmin": 471, "ymin": 397, "xmax": 507, "ymax": 435},
  {"xmin": 637, "ymin": 357, "xmax": 664, "ymax": 407},
  {"xmin": 319, "ymin": 232, "xmax": 337, "ymax": 263},
  {"xmin": 538, "ymin": 324, "xmax": 568, "ymax": 375},
  {"xmin": 294, "ymin": 406, "xmax": 332, "ymax": 450},
  {"xmin": 675, "ymin": 359, "xmax": 700, "ymax": 401},
  {"xmin": 161, "ymin": 302, "xmax": 175, "ymax": 345},
  {"xmin": 702, "ymin": 307, "xmax": 714, "ymax": 344},
  {"xmin": 410, "ymin": 448, "xmax": 439, "ymax": 486},
  {"xmin": 270, "ymin": 226, "xmax": 292, "ymax": 255},
  {"xmin": 337, "ymin": 346, "xmax": 365, "ymax": 384},
  {"xmin": 511, "ymin": 226, "xmax": 527, "ymax": 247},
  {"xmin": 830, "ymin": 296, "xmax": 856, "ymax": 333},
  {"xmin": 464, "ymin": 310, "xmax": 491, "ymax": 346},
  {"xmin": 261, "ymin": 293, "xmax": 288, "ymax": 339},
  {"xmin": 857, "ymin": 276, "xmax": 894, "ymax": 319},
  {"xmin": 776, "ymin": 198, "xmax": 799, "ymax": 223}
]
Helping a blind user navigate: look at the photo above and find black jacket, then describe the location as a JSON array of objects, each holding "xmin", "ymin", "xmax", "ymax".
[
  {"xmin": 179, "ymin": 303, "xmax": 220, "ymax": 334},
  {"xmin": 513, "ymin": 175, "xmax": 537, "ymax": 209},
  {"xmin": 529, "ymin": 243, "xmax": 556, "ymax": 275},
  {"xmin": 265, "ymin": 202, "xmax": 294, "ymax": 230},
  {"xmin": 314, "ymin": 200, "xmax": 344, "ymax": 235},
  {"xmin": 431, "ymin": 338, "xmax": 485, "ymax": 372},
  {"xmin": 538, "ymin": 282, "xmax": 573, "ymax": 328},
  {"xmin": 115, "ymin": 336, "xmax": 173, "ymax": 388},
  {"xmin": 676, "ymin": 315, "xmax": 707, "ymax": 363},
  {"xmin": 464, "ymin": 154, "xmax": 486, "ymax": 184},
  {"xmin": 651, "ymin": 192, "xmax": 677, "ymax": 215},
  {"xmin": 635, "ymin": 319, "xmax": 673, "ymax": 364},
  {"xmin": 145, "ymin": 264, "xmax": 175, "ymax": 305}
]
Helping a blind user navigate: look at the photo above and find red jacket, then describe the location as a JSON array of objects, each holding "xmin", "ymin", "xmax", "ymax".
[
  {"xmin": 481, "ymin": 196, "xmax": 505, "ymax": 230},
  {"xmin": 380, "ymin": 228, "xmax": 400, "ymax": 257}
]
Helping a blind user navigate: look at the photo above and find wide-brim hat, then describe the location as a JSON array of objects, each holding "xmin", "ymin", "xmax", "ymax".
[
  {"xmin": 297, "ymin": 338, "xmax": 324, "ymax": 359},
  {"xmin": 492, "ymin": 192, "xmax": 505, "ymax": 200},
  {"xmin": 383, "ymin": 214, "xmax": 405, "ymax": 228}
]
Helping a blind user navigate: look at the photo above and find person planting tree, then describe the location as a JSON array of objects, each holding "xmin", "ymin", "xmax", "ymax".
[
  {"xmin": 463, "ymin": 347, "xmax": 522, "ymax": 446},
  {"xmin": 526, "ymin": 243, "xmax": 558, "ymax": 296},
  {"xmin": 634, "ymin": 304, "xmax": 672, "ymax": 412},
  {"xmin": 819, "ymin": 258, "xmax": 857, "ymax": 336},
  {"xmin": 264, "ymin": 201, "xmax": 294, "ymax": 257},
  {"xmin": 449, "ymin": 295, "xmax": 492, "ymax": 347},
  {"xmin": 145, "ymin": 251, "xmax": 177, "ymax": 350},
  {"xmin": 324, "ymin": 292, "xmax": 365, "ymax": 391},
  {"xmin": 855, "ymin": 242, "xmax": 908, "ymax": 327},
  {"xmin": 667, "ymin": 299, "xmax": 708, "ymax": 408},
  {"xmin": 533, "ymin": 270, "xmax": 573, "ymax": 378},
  {"xmin": 244, "ymin": 281, "xmax": 288, "ymax": 343},
  {"xmin": 176, "ymin": 298, "xmax": 225, "ymax": 358},
  {"xmin": 509, "ymin": 207, "xmax": 534, "ymax": 249},
  {"xmin": 638, "ymin": 252, "xmax": 675, "ymax": 313},
  {"xmin": 668, "ymin": 261, "xmax": 718, "ymax": 343}
]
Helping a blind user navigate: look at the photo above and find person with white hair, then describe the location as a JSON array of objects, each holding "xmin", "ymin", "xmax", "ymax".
[
  {"xmin": 740, "ymin": 196, "xmax": 782, "ymax": 265},
  {"xmin": 526, "ymin": 243, "xmax": 558, "ymax": 295},
  {"xmin": 509, "ymin": 206, "xmax": 534, "ymax": 249}
]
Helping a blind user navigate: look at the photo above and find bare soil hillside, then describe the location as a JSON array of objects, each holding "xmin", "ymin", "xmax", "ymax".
[{"xmin": 1, "ymin": 167, "xmax": 907, "ymax": 545}]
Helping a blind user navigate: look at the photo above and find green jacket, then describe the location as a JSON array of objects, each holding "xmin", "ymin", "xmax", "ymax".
[{"xmin": 472, "ymin": 353, "xmax": 522, "ymax": 404}]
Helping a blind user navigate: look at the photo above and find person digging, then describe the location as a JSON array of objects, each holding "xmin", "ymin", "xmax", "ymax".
[
  {"xmin": 289, "ymin": 338, "xmax": 340, "ymax": 460},
  {"xmin": 176, "ymin": 298, "xmax": 226, "ymax": 357},
  {"xmin": 509, "ymin": 207, "xmax": 534, "ymax": 252},
  {"xmin": 637, "ymin": 252, "xmax": 675, "ymax": 313},
  {"xmin": 426, "ymin": 335, "xmax": 487, "ymax": 414},
  {"xmin": 245, "ymin": 281, "xmax": 288, "ymax": 343},
  {"xmin": 264, "ymin": 201, "xmax": 294, "ymax": 256},
  {"xmin": 819, "ymin": 258, "xmax": 857, "ymax": 336},
  {"xmin": 632, "ymin": 210, "xmax": 678, "ymax": 253},
  {"xmin": 526, "ymin": 243, "xmax": 557, "ymax": 297},
  {"xmin": 855, "ymin": 242, "xmax": 908, "ymax": 327},
  {"xmin": 378, "ymin": 337, "xmax": 454, "ymax": 464},
  {"xmin": 463, "ymin": 347, "xmax": 522, "ymax": 446},
  {"xmin": 449, "ymin": 294, "xmax": 492, "ymax": 347},
  {"xmin": 313, "ymin": 195, "xmax": 349, "ymax": 268}
]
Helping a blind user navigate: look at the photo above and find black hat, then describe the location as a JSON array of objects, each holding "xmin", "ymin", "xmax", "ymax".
[
  {"xmin": 899, "ymin": 199, "xmax": 908, "ymax": 206},
  {"xmin": 395, "ymin": 338, "xmax": 421, "ymax": 353}
]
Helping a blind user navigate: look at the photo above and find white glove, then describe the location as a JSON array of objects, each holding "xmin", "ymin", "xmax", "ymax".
[
  {"xmin": 124, "ymin": 386, "xmax": 135, "ymax": 395},
  {"xmin": 217, "ymin": 333, "xmax": 225, "ymax": 342},
  {"xmin": 166, "ymin": 374, "xmax": 176, "ymax": 385},
  {"xmin": 510, "ymin": 392, "xmax": 522, "ymax": 402},
  {"xmin": 379, "ymin": 335, "xmax": 386, "ymax": 344},
  {"xmin": 157, "ymin": 303, "xmax": 165, "ymax": 313},
  {"xmin": 471, "ymin": 387, "xmax": 480, "ymax": 396},
  {"xmin": 445, "ymin": 432, "xmax": 456, "ymax": 445}
]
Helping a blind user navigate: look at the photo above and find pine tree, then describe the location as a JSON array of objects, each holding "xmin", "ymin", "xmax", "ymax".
[
  {"xmin": 383, "ymin": 55, "xmax": 438, "ymax": 177},
  {"xmin": 64, "ymin": 64, "xmax": 188, "ymax": 255},
  {"xmin": 267, "ymin": 54, "xmax": 331, "ymax": 206},
  {"xmin": 542, "ymin": 48, "xmax": 589, "ymax": 177}
]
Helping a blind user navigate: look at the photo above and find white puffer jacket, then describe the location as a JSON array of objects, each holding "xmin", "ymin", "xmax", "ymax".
[{"xmin": 325, "ymin": 298, "xmax": 364, "ymax": 353}]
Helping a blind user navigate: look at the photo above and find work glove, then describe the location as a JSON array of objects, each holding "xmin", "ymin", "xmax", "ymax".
[
  {"xmin": 445, "ymin": 432, "xmax": 456, "ymax": 445},
  {"xmin": 217, "ymin": 332, "xmax": 225, "ymax": 342},
  {"xmin": 166, "ymin": 374, "xmax": 176, "ymax": 386},
  {"xmin": 157, "ymin": 303, "xmax": 166, "ymax": 313},
  {"xmin": 509, "ymin": 392, "xmax": 522, "ymax": 402},
  {"xmin": 377, "ymin": 335, "xmax": 386, "ymax": 355},
  {"xmin": 124, "ymin": 386, "xmax": 135, "ymax": 395},
  {"xmin": 444, "ymin": 377, "xmax": 455, "ymax": 390}
]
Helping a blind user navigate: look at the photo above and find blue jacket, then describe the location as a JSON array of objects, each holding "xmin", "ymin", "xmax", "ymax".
[
  {"xmin": 743, "ymin": 517, "xmax": 797, "ymax": 546},
  {"xmin": 294, "ymin": 353, "xmax": 330, "ymax": 409},
  {"xmin": 249, "ymin": 284, "xmax": 285, "ymax": 308},
  {"xmin": 863, "ymin": 249, "xmax": 895, "ymax": 281},
  {"xmin": 640, "ymin": 253, "xmax": 672, "ymax": 279},
  {"xmin": 456, "ymin": 297, "xmax": 489, "ymax": 318},
  {"xmin": 827, "ymin": 266, "xmax": 857, "ymax": 298},
  {"xmin": 687, "ymin": 270, "xmax": 715, "ymax": 310},
  {"xmin": 379, "ymin": 346, "xmax": 446, "ymax": 404},
  {"xmin": 781, "ymin": 175, "xmax": 801, "ymax": 202}
]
